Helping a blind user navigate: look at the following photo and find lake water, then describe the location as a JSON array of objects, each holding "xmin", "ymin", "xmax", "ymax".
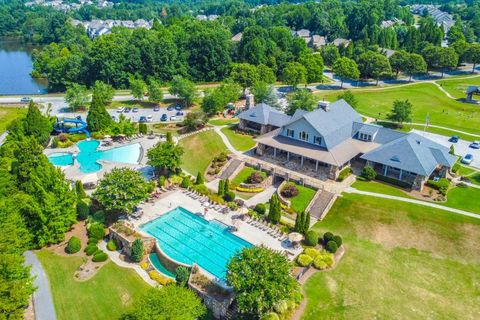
[{"xmin": 0, "ymin": 39, "xmax": 48, "ymax": 95}]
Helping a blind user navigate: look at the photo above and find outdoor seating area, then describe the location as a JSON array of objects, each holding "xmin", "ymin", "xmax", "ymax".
[
  {"xmin": 183, "ymin": 189, "xmax": 231, "ymax": 214},
  {"xmin": 243, "ymin": 216, "xmax": 288, "ymax": 242}
]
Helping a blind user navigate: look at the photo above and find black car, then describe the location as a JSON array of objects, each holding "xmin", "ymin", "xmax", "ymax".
[
  {"xmin": 124, "ymin": 107, "xmax": 131, "ymax": 113},
  {"xmin": 139, "ymin": 116, "xmax": 147, "ymax": 123},
  {"xmin": 167, "ymin": 105, "xmax": 175, "ymax": 111},
  {"xmin": 176, "ymin": 111, "xmax": 184, "ymax": 116},
  {"xmin": 448, "ymin": 135, "xmax": 459, "ymax": 143},
  {"xmin": 160, "ymin": 113, "xmax": 168, "ymax": 121}
]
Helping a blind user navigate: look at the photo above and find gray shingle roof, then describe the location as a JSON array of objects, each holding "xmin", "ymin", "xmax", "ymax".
[
  {"xmin": 361, "ymin": 132, "xmax": 456, "ymax": 176},
  {"xmin": 238, "ymin": 103, "xmax": 290, "ymax": 127}
]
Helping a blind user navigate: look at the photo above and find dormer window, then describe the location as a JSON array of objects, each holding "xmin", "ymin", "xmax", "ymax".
[
  {"xmin": 314, "ymin": 136, "xmax": 322, "ymax": 145},
  {"xmin": 286, "ymin": 129, "xmax": 294, "ymax": 137},
  {"xmin": 299, "ymin": 131, "xmax": 309, "ymax": 142},
  {"xmin": 359, "ymin": 132, "xmax": 373, "ymax": 141}
]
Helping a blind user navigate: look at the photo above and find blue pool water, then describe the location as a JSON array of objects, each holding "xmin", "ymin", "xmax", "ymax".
[
  {"xmin": 48, "ymin": 140, "xmax": 141, "ymax": 173},
  {"xmin": 149, "ymin": 253, "xmax": 175, "ymax": 279},
  {"xmin": 141, "ymin": 207, "xmax": 252, "ymax": 280}
]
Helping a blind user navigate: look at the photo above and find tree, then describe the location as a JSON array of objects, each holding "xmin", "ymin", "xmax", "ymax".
[
  {"xmin": 304, "ymin": 212, "xmax": 311, "ymax": 234},
  {"xmin": 218, "ymin": 179, "xmax": 225, "ymax": 196},
  {"xmin": 182, "ymin": 110, "xmax": 207, "ymax": 132},
  {"xmin": 404, "ymin": 53, "xmax": 427, "ymax": 81},
  {"xmin": 449, "ymin": 144, "xmax": 455, "ymax": 155},
  {"xmin": 147, "ymin": 79, "xmax": 163, "ymax": 104},
  {"xmin": 65, "ymin": 83, "xmax": 89, "ymax": 111},
  {"xmin": 175, "ymin": 266, "xmax": 190, "ymax": 287},
  {"xmin": 226, "ymin": 247, "xmax": 299, "ymax": 316},
  {"xmin": 388, "ymin": 100, "xmax": 413, "ymax": 125},
  {"xmin": 251, "ymin": 81, "xmax": 278, "ymax": 107},
  {"xmin": 92, "ymin": 80, "xmax": 114, "ymax": 106},
  {"xmin": 337, "ymin": 90, "xmax": 358, "ymax": 109},
  {"xmin": 299, "ymin": 53, "xmax": 324, "ymax": 84},
  {"xmin": 422, "ymin": 46, "xmax": 458, "ymax": 77},
  {"xmin": 358, "ymin": 52, "xmax": 392, "ymax": 85},
  {"xmin": 147, "ymin": 141, "xmax": 184, "ymax": 173},
  {"xmin": 257, "ymin": 64, "xmax": 276, "ymax": 84},
  {"xmin": 294, "ymin": 211, "xmax": 305, "ymax": 233},
  {"xmin": 202, "ymin": 82, "xmax": 241, "ymax": 115},
  {"xmin": 321, "ymin": 45, "xmax": 340, "ymax": 66},
  {"xmin": 130, "ymin": 77, "xmax": 146, "ymax": 101},
  {"xmin": 466, "ymin": 44, "xmax": 480, "ymax": 73},
  {"xmin": 195, "ymin": 172, "xmax": 204, "ymax": 185},
  {"xmin": 23, "ymin": 101, "xmax": 52, "ymax": 146},
  {"xmin": 131, "ymin": 238, "xmax": 144, "ymax": 263},
  {"xmin": 121, "ymin": 286, "xmax": 206, "ymax": 320},
  {"xmin": 229, "ymin": 63, "xmax": 259, "ymax": 91},
  {"xmin": 286, "ymin": 89, "xmax": 317, "ymax": 116},
  {"xmin": 87, "ymin": 88, "xmax": 112, "ymax": 132},
  {"xmin": 75, "ymin": 180, "xmax": 87, "ymax": 199},
  {"xmin": 282, "ymin": 62, "xmax": 307, "ymax": 88},
  {"xmin": 93, "ymin": 168, "xmax": 151, "ymax": 214},
  {"xmin": 268, "ymin": 194, "xmax": 281, "ymax": 224},
  {"xmin": 332, "ymin": 57, "xmax": 360, "ymax": 88},
  {"xmin": 169, "ymin": 76, "xmax": 197, "ymax": 108},
  {"xmin": 389, "ymin": 51, "xmax": 409, "ymax": 77}
]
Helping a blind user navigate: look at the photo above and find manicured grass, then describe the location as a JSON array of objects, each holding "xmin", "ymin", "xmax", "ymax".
[
  {"xmin": 455, "ymin": 163, "xmax": 478, "ymax": 177},
  {"xmin": 444, "ymin": 186, "xmax": 480, "ymax": 213},
  {"xmin": 466, "ymin": 172, "xmax": 480, "ymax": 186},
  {"xmin": 303, "ymin": 194, "xmax": 480, "ymax": 319},
  {"xmin": 437, "ymin": 75, "xmax": 480, "ymax": 99},
  {"xmin": 316, "ymin": 82, "xmax": 480, "ymax": 134},
  {"xmin": 178, "ymin": 130, "xmax": 227, "ymax": 175},
  {"xmin": 220, "ymin": 126, "xmax": 256, "ymax": 152},
  {"xmin": 351, "ymin": 179, "xmax": 412, "ymax": 199},
  {"xmin": 287, "ymin": 184, "xmax": 316, "ymax": 213},
  {"xmin": 232, "ymin": 167, "xmax": 257, "ymax": 185},
  {"xmin": 0, "ymin": 107, "xmax": 27, "ymax": 133},
  {"xmin": 36, "ymin": 250, "xmax": 150, "ymax": 320},
  {"xmin": 208, "ymin": 118, "xmax": 239, "ymax": 126}
]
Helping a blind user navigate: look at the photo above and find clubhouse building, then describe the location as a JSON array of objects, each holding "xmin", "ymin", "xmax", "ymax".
[{"xmin": 238, "ymin": 100, "xmax": 456, "ymax": 191}]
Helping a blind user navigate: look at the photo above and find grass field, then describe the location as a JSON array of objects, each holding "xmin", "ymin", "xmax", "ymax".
[
  {"xmin": 437, "ymin": 75, "xmax": 480, "ymax": 99},
  {"xmin": 0, "ymin": 107, "xmax": 27, "ymax": 133},
  {"xmin": 232, "ymin": 167, "xmax": 257, "ymax": 185},
  {"xmin": 220, "ymin": 126, "xmax": 256, "ymax": 152},
  {"xmin": 351, "ymin": 179, "xmax": 412, "ymax": 199},
  {"xmin": 316, "ymin": 82, "xmax": 480, "ymax": 134},
  {"xmin": 303, "ymin": 194, "xmax": 480, "ymax": 319},
  {"xmin": 288, "ymin": 184, "xmax": 316, "ymax": 213},
  {"xmin": 178, "ymin": 130, "xmax": 227, "ymax": 175},
  {"xmin": 208, "ymin": 118, "xmax": 239, "ymax": 126},
  {"xmin": 444, "ymin": 186, "xmax": 480, "ymax": 213},
  {"xmin": 37, "ymin": 250, "xmax": 150, "ymax": 320}
]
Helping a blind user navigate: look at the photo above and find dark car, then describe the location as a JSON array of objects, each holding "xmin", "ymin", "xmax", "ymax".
[
  {"xmin": 175, "ymin": 105, "xmax": 182, "ymax": 111},
  {"xmin": 176, "ymin": 111, "xmax": 184, "ymax": 116},
  {"xmin": 160, "ymin": 113, "xmax": 168, "ymax": 121},
  {"xmin": 153, "ymin": 106, "xmax": 160, "ymax": 112},
  {"xmin": 139, "ymin": 116, "xmax": 147, "ymax": 123},
  {"xmin": 461, "ymin": 154, "xmax": 473, "ymax": 165},
  {"xmin": 167, "ymin": 105, "xmax": 175, "ymax": 111},
  {"xmin": 469, "ymin": 141, "xmax": 480, "ymax": 149},
  {"xmin": 124, "ymin": 107, "xmax": 131, "ymax": 113},
  {"xmin": 448, "ymin": 135, "xmax": 459, "ymax": 143},
  {"xmin": 132, "ymin": 107, "xmax": 139, "ymax": 113}
]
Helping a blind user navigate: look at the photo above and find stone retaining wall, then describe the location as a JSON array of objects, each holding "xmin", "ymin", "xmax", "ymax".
[{"xmin": 153, "ymin": 243, "xmax": 191, "ymax": 274}]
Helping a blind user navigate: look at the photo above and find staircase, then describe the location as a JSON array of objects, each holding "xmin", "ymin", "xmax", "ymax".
[
  {"xmin": 219, "ymin": 159, "xmax": 243, "ymax": 180},
  {"xmin": 309, "ymin": 190, "xmax": 337, "ymax": 220},
  {"xmin": 224, "ymin": 300, "xmax": 238, "ymax": 320}
]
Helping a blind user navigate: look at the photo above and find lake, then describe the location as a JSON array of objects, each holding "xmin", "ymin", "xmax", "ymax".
[{"xmin": 0, "ymin": 39, "xmax": 48, "ymax": 95}]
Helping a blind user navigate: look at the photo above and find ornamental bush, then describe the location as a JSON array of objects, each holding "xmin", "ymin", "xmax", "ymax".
[
  {"xmin": 273, "ymin": 300, "xmax": 288, "ymax": 314},
  {"xmin": 85, "ymin": 244, "xmax": 98, "ymax": 256},
  {"xmin": 158, "ymin": 175, "xmax": 166, "ymax": 187},
  {"xmin": 88, "ymin": 222, "xmax": 105, "ymax": 240},
  {"xmin": 280, "ymin": 182, "xmax": 299, "ymax": 198},
  {"xmin": 303, "ymin": 248, "xmax": 319, "ymax": 259},
  {"xmin": 66, "ymin": 236, "xmax": 81, "ymax": 254},
  {"xmin": 323, "ymin": 232, "xmax": 334, "ymax": 244},
  {"xmin": 254, "ymin": 203, "xmax": 266, "ymax": 215},
  {"xmin": 296, "ymin": 254, "xmax": 313, "ymax": 267},
  {"xmin": 248, "ymin": 171, "xmax": 265, "ymax": 184},
  {"xmin": 427, "ymin": 178, "xmax": 451, "ymax": 196},
  {"xmin": 195, "ymin": 172, "xmax": 204, "ymax": 185},
  {"xmin": 337, "ymin": 167, "xmax": 353, "ymax": 182},
  {"xmin": 313, "ymin": 251, "xmax": 335, "ymax": 270},
  {"xmin": 76, "ymin": 199, "xmax": 90, "ymax": 220},
  {"xmin": 260, "ymin": 313, "xmax": 280, "ymax": 320},
  {"xmin": 87, "ymin": 237, "xmax": 99, "ymax": 246},
  {"xmin": 326, "ymin": 240, "xmax": 338, "ymax": 253},
  {"xmin": 223, "ymin": 191, "xmax": 236, "ymax": 202},
  {"xmin": 92, "ymin": 251, "xmax": 108, "ymax": 262},
  {"xmin": 131, "ymin": 238, "xmax": 144, "ymax": 263},
  {"xmin": 175, "ymin": 266, "xmax": 190, "ymax": 287},
  {"xmin": 361, "ymin": 166, "xmax": 377, "ymax": 181},
  {"xmin": 180, "ymin": 176, "xmax": 191, "ymax": 188},
  {"xmin": 107, "ymin": 239, "xmax": 118, "ymax": 251},
  {"xmin": 304, "ymin": 230, "xmax": 319, "ymax": 246},
  {"xmin": 333, "ymin": 235, "xmax": 343, "ymax": 247}
]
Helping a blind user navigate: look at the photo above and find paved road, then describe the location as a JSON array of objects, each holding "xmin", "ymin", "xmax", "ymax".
[{"xmin": 23, "ymin": 251, "xmax": 56, "ymax": 320}]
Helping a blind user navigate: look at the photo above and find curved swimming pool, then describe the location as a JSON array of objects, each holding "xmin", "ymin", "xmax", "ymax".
[{"xmin": 48, "ymin": 152, "xmax": 74, "ymax": 166}]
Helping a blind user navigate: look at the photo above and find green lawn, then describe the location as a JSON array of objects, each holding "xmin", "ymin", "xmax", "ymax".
[
  {"xmin": 36, "ymin": 250, "xmax": 150, "ymax": 320},
  {"xmin": 0, "ymin": 107, "xmax": 27, "ymax": 133},
  {"xmin": 232, "ymin": 167, "xmax": 262, "ymax": 185},
  {"xmin": 444, "ymin": 186, "xmax": 480, "ymax": 213},
  {"xmin": 303, "ymin": 194, "xmax": 480, "ymax": 319},
  {"xmin": 437, "ymin": 75, "xmax": 480, "ymax": 99},
  {"xmin": 220, "ymin": 126, "xmax": 256, "ymax": 152},
  {"xmin": 316, "ymin": 82, "xmax": 480, "ymax": 134},
  {"xmin": 288, "ymin": 184, "xmax": 316, "ymax": 213},
  {"xmin": 208, "ymin": 118, "xmax": 239, "ymax": 126},
  {"xmin": 351, "ymin": 179, "xmax": 412, "ymax": 199},
  {"xmin": 178, "ymin": 130, "xmax": 227, "ymax": 175}
]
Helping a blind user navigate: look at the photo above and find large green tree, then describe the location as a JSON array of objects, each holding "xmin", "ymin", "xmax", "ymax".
[
  {"xmin": 268, "ymin": 194, "xmax": 282, "ymax": 224},
  {"xmin": 358, "ymin": 52, "xmax": 392, "ymax": 85},
  {"xmin": 332, "ymin": 57, "xmax": 360, "ymax": 88},
  {"xmin": 169, "ymin": 76, "xmax": 197, "ymax": 108},
  {"xmin": 282, "ymin": 62, "xmax": 307, "ymax": 88},
  {"xmin": 65, "ymin": 83, "xmax": 89, "ymax": 111},
  {"xmin": 299, "ymin": 53, "xmax": 324, "ymax": 84},
  {"xmin": 147, "ymin": 141, "xmax": 184, "ymax": 173},
  {"xmin": 229, "ymin": 63, "xmax": 259, "ymax": 91},
  {"xmin": 388, "ymin": 99, "xmax": 413, "ymax": 125},
  {"xmin": 286, "ymin": 89, "xmax": 317, "ymax": 116},
  {"xmin": 422, "ymin": 46, "xmax": 458, "ymax": 77},
  {"xmin": 92, "ymin": 81, "xmax": 114, "ymax": 106},
  {"xmin": 226, "ymin": 247, "xmax": 299, "ymax": 316},
  {"xmin": 87, "ymin": 87, "xmax": 112, "ymax": 132},
  {"xmin": 147, "ymin": 79, "xmax": 163, "ymax": 104},
  {"xmin": 93, "ymin": 168, "xmax": 151, "ymax": 214},
  {"xmin": 130, "ymin": 78, "xmax": 146, "ymax": 101},
  {"xmin": 251, "ymin": 81, "xmax": 278, "ymax": 107},
  {"xmin": 202, "ymin": 82, "xmax": 241, "ymax": 115},
  {"xmin": 23, "ymin": 101, "xmax": 52, "ymax": 146},
  {"xmin": 466, "ymin": 44, "xmax": 480, "ymax": 73}
]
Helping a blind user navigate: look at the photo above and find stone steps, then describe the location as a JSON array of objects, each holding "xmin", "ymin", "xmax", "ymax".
[
  {"xmin": 219, "ymin": 159, "xmax": 243, "ymax": 180},
  {"xmin": 309, "ymin": 190, "xmax": 336, "ymax": 220}
]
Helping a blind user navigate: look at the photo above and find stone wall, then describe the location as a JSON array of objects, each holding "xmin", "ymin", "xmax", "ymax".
[
  {"xmin": 108, "ymin": 225, "xmax": 156, "ymax": 258},
  {"xmin": 153, "ymin": 243, "xmax": 191, "ymax": 274}
]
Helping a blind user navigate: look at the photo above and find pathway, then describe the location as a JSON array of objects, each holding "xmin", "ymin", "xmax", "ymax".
[
  {"xmin": 214, "ymin": 126, "xmax": 242, "ymax": 156},
  {"xmin": 243, "ymin": 185, "xmax": 277, "ymax": 207},
  {"xmin": 0, "ymin": 130, "xmax": 8, "ymax": 146},
  {"xmin": 23, "ymin": 251, "xmax": 56, "ymax": 320},
  {"xmin": 344, "ymin": 187, "xmax": 480, "ymax": 219}
]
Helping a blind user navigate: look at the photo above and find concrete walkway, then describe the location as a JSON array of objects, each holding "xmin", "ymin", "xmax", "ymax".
[
  {"xmin": 244, "ymin": 185, "xmax": 277, "ymax": 207},
  {"xmin": 344, "ymin": 187, "xmax": 480, "ymax": 219},
  {"xmin": 214, "ymin": 126, "xmax": 243, "ymax": 156},
  {"xmin": 23, "ymin": 251, "xmax": 56, "ymax": 320}
]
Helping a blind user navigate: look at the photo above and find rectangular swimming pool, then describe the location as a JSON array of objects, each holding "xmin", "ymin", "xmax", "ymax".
[{"xmin": 141, "ymin": 207, "xmax": 252, "ymax": 280}]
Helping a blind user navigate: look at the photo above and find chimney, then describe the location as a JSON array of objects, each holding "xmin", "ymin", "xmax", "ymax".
[
  {"xmin": 318, "ymin": 100, "xmax": 330, "ymax": 111},
  {"xmin": 246, "ymin": 94, "xmax": 255, "ymax": 110}
]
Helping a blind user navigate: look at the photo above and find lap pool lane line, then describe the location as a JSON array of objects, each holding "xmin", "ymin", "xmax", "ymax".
[{"xmin": 23, "ymin": 251, "xmax": 56, "ymax": 320}]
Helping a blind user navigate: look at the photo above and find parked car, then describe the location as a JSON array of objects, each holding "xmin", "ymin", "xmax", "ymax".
[
  {"xmin": 111, "ymin": 115, "xmax": 117, "ymax": 121},
  {"xmin": 124, "ymin": 107, "xmax": 131, "ymax": 113},
  {"xmin": 147, "ymin": 115, "xmax": 153, "ymax": 122},
  {"xmin": 176, "ymin": 111, "xmax": 184, "ymax": 116},
  {"xmin": 116, "ymin": 107, "xmax": 124, "ymax": 113},
  {"xmin": 461, "ymin": 154, "xmax": 474, "ymax": 165},
  {"xmin": 167, "ymin": 105, "xmax": 175, "ymax": 111},
  {"xmin": 175, "ymin": 105, "xmax": 182, "ymax": 111},
  {"xmin": 132, "ymin": 107, "xmax": 139, "ymax": 113},
  {"xmin": 153, "ymin": 106, "xmax": 160, "ymax": 112},
  {"xmin": 448, "ymin": 135, "xmax": 459, "ymax": 143},
  {"xmin": 469, "ymin": 141, "xmax": 480, "ymax": 149},
  {"xmin": 160, "ymin": 113, "xmax": 168, "ymax": 121},
  {"xmin": 20, "ymin": 97, "xmax": 32, "ymax": 103},
  {"xmin": 170, "ymin": 115, "xmax": 177, "ymax": 121},
  {"xmin": 138, "ymin": 116, "xmax": 147, "ymax": 123}
]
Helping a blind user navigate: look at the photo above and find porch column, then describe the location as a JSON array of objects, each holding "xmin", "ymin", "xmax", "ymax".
[
  {"xmin": 287, "ymin": 152, "xmax": 290, "ymax": 161},
  {"xmin": 301, "ymin": 156, "xmax": 304, "ymax": 167},
  {"xmin": 315, "ymin": 160, "xmax": 319, "ymax": 171},
  {"xmin": 273, "ymin": 147, "xmax": 277, "ymax": 159},
  {"xmin": 399, "ymin": 169, "xmax": 403, "ymax": 180},
  {"xmin": 383, "ymin": 165, "xmax": 388, "ymax": 176}
]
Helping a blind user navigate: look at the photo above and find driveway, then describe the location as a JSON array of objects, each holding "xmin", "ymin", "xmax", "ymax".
[
  {"xmin": 411, "ymin": 129, "xmax": 480, "ymax": 169},
  {"xmin": 23, "ymin": 251, "xmax": 56, "ymax": 320}
]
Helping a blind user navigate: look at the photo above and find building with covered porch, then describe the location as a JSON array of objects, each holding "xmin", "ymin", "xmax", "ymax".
[{"xmin": 238, "ymin": 103, "xmax": 290, "ymax": 134}]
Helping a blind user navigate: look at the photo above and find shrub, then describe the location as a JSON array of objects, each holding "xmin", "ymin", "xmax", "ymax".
[
  {"xmin": 304, "ymin": 248, "xmax": 319, "ymax": 259},
  {"xmin": 90, "ymin": 210, "xmax": 106, "ymax": 225},
  {"xmin": 106, "ymin": 239, "xmax": 118, "ymax": 251},
  {"xmin": 158, "ymin": 175, "xmax": 166, "ymax": 187},
  {"xmin": 180, "ymin": 176, "xmax": 191, "ymax": 188},
  {"xmin": 337, "ymin": 167, "xmax": 352, "ymax": 182},
  {"xmin": 248, "ymin": 171, "xmax": 266, "ymax": 184},
  {"xmin": 362, "ymin": 166, "xmax": 377, "ymax": 181},
  {"xmin": 227, "ymin": 201, "xmax": 238, "ymax": 210},
  {"xmin": 51, "ymin": 137, "xmax": 59, "ymax": 148},
  {"xmin": 195, "ymin": 172, "xmax": 204, "ymax": 185},
  {"xmin": 273, "ymin": 300, "xmax": 288, "ymax": 314},
  {"xmin": 192, "ymin": 184, "xmax": 209, "ymax": 195},
  {"xmin": 452, "ymin": 163, "xmax": 460, "ymax": 174},
  {"xmin": 175, "ymin": 266, "xmax": 190, "ymax": 287},
  {"xmin": 333, "ymin": 235, "xmax": 343, "ymax": 247},
  {"xmin": 66, "ymin": 236, "xmax": 81, "ymax": 254},
  {"xmin": 296, "ymin": 254, "xmax": 313, "ymax": 267},
  {"xmin": 58, "ymin": 133, "xmax": 68, "ymax": 142},
  {"xmin": 223, "ymin": 191, "xmax": 236, "ymax": 202},
  {"xmin": 313, "ymin": 251, "xmax": 335, "ymax": 270},
  {"xmin": 76, "ymin": 199, "xmax": 90, "ymax": 220},
  {"xmin": 376, "ymin": 174, "xmax": 412, "ymax": 188},
  {"xmin": 254, "ymin": 203, "xmax": 266, "ymax": 215},
  {"xmin": 148, "ymin": 270, "xmax": 175, "ymax": 286},
  {"xmin": 217, "ymin": 180, "xmax": 225, "ymax": 196},
  {"xmin": 235, "ymin": 186, "xmax": 264, "ymax": 193},
  {"xmin": 85, "ymin": 244, "xmax": 98, "ymax": 256},
  {"xmin": 92, "ymin": 251, "xmax": 108, "ymax": 262},
  {"xmin": 87, "ymin": 237, "xmax": 99, "ymax": 245},
  {"xmin": 140, "ymin": 262, "xmax": 148, "ymax": 270},
  {"xmin": 326, "ymin": 240, "xmax": 338, "ymax": 253},
  {"xmin": 323, "ymin": 232, "xmax": 334, "ymax": 244},
  {"xmin": 131, "ymin": 238, "xmax": 144, "ymax": 263},
  {"xmin": 280, "ymin": 182, "xmax": 299, "ymax": 198},
  {"xmin": 427, "ymin": 178, "xmax": 451, "ymax": 196},
  {"xmin": 304, "ymin": 230, "xmax": 319, "ymax": 246},
  {"xmin": 260, "ymin": 312, "xmax": 280, "ymax": 320},
  {"xmin": 88, "ymin": 222, "xmax": 105, "ymax": 240}
]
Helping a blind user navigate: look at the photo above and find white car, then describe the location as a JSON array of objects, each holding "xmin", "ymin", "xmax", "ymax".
[
  {"xmin": 170, "ymin": 115, "xmax": 177, "ymax": 121},
  {"xmin": 116, "ymin": 107, "xmax": 124, "ymax": 113},
  {"xmin": 146, "ymin": 115, "xmax": 153, "ymax": 122}
]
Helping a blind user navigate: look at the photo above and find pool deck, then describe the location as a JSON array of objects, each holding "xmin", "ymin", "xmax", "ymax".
[
  {"xmin": 132, "ymin": 190, "xmax": 303, "ymax": 258},
  {"xmin": 44, "ymin": 136, "xmax": 162, "ymax": 182}
]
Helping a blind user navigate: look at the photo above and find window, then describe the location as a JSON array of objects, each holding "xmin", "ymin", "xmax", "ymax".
[
  {"xmin": 286, "ymin": 129, "xmax": 294, "ymax": 137},
  {"xmin": 359, "ymin": 132, "xmax": 372, "ymax": 141},
  {"xmin": 299, "ymin": 131, "xmax": 309, "ymax": 141},
  {"xmin": 314, "ymin": 136, "xmax": 322, "ymax": 145}
]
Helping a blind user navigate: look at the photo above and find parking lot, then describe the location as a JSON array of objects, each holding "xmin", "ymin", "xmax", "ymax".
[
  {"xmin": 411, "ymin": 129, "xmax": 480, "ymax": 169},
  {"xmin": 107, "ymin": 105, "xmax": 186, "ymax": 123}
]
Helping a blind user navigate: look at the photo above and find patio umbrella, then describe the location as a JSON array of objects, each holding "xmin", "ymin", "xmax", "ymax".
[
  {"xmin": 81, "ymin": 173, "xmax": 98, "ymax": 184},
  {"xmin": 104, "ymin": 135, "xmax": 111, "ymax": 139},
  {"xmin": 288, "ymin": 232, "xmax": 304, "ymax": 243},
  {"xmin": 103, "ymin": 137, "xmax": 112, "ymax": 142}
]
